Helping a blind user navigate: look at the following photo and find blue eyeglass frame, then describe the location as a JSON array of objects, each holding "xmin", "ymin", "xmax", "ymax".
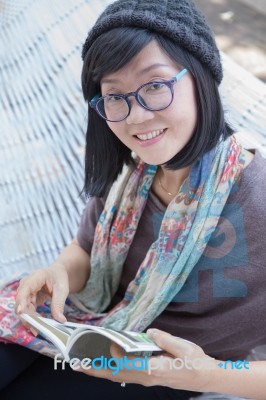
[{"xmin": 89, "ymin": 68, "xmax": 189, "ymax": 122}]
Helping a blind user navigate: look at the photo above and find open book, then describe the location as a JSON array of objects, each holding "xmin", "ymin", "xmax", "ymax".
[{"xmin": 21, "ymin": 313, "xmax": 162, "ymax": 362}]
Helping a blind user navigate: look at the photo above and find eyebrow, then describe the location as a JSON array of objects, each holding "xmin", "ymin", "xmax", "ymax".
[{"xmin": 101, "ymin": 63, "xmax": 170, "ymax": 84}]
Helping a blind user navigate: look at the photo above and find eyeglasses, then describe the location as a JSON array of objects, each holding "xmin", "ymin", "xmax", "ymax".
[{"xmin": 89, "ymin": 68, "xmax": 188, "ymax": 122}]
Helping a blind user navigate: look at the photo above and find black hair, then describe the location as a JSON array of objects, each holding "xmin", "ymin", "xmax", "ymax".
[{"xmin": 81, "ymin": 27, "xmax": 234, "ymax": 198}]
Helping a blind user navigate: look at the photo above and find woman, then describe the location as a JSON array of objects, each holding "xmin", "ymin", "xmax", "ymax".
[{"xmin": 1, "ymin": 0, "xmax": 266, "ymax": 399}]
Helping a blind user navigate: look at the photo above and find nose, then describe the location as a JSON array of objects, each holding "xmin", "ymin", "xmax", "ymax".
[{"xmin": 125, "ymin": 96, "xmax": 154, "ymax": 125}]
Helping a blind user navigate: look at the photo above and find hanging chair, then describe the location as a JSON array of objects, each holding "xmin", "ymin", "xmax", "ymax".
[
  {"xmin": 0, "ymin": 0, "xmax": 266, "ymax": 281},
  {"xmin": 0, "ymin": 0, "xmax": 112, "ymax": 278}
]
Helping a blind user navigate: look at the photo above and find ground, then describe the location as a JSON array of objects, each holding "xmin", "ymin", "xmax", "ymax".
[{"xmin": 195, "ymin": 0, "xmax": 266, "ymax": 83}]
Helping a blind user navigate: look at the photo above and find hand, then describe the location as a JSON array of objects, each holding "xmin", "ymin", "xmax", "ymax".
[
  {"xmin": 77, "ymin": 329, "xmax": 215, "ymax": 393},
  {"xmin": 15, "ymin": 263, "xmax": 69, "ymax": 324}
]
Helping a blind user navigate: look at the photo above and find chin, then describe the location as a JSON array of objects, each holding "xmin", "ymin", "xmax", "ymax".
[
  {"xmin": 138, "ymin": 154, "xmax": 173, "ymax": 166},
  {"xmin": 138, "ymin": 157, "xmax": 165, "ymax": 166}
]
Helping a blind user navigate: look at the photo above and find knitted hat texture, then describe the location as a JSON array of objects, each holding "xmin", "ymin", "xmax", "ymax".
[{"xmin": 82, "ymin": 0, "xmax": 223, "ymax": 84}]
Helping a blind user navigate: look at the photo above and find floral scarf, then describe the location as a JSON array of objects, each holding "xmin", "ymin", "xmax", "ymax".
[
  {"xmin": 0, "ymin": 136, "xmax": 247, "ymax": 355},
  {"xmin": 73, "ymin": 135, "xmax": 247, "ymax": 331}
]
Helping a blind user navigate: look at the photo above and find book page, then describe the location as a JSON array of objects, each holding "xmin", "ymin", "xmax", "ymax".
[
  {"xmin": 20, "ymin": 314, "xmax": 70, "ymax": 358},
  {"xmin": 67, "ymin": 327, "xmax": 162, "ymax": 357},
  {"xmin": 30, "ymin": 316, "xmax": 69, "ymax": 346},
  {"xmin": 68, "ymin": 332, "xmax": 112, "ymax": 360},
  {"xmin": 61, "ymin": 320, "xmax": 162, "ymax": 352},
  {"xmin": 106, "ymin": 330, "xmax": 161, "ymax": 350}
]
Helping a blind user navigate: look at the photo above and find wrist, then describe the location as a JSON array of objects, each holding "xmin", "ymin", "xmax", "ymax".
[
  {"xmin": 49, "ymin": 260, "xmax": 67, "ymax": 270},
  {"xmin": 194, "ymin": 357, "xmax": 220, "ymax": 393},
  {"xmin": 201, "ymin": 358, "xmax": 249, "ymax": 393},
  {"xmin": 200, "ymin": 359, "xmax": 222, "ymax": 393},
  {"xmin": 48, "ymin": 261, "xmax": 69, "ymax": 276}
]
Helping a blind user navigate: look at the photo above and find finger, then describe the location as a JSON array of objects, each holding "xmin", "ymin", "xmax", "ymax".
[
  {"xmin": 77, "ymin": 362, "xmax": 150, "ymax": 386},
  {"xmin": 50, "ymin": 280, "xmax": 68, "ymax": 323},
  {"xmin": 109, "ymin": 344, "xmax": 152, "ymax": 379},
  {"xmin": 15, "ymin": 271, "xmax": 46, "ymax": 313},
  {"xmin": 36, "ymin": 290, "xmax": 52, "ymax": 307},
  {"xmin": 16, "ymin": 294, "xmax": 38, "ymax": 316},
  {"xmin": 110, "ymin": 343, "xmax": 125, "ymax": 359},
  {"xmin": 109, "ymin": 344, "xmax": 152, "ymax": 370},
  {"xmin": 77, "ymin": 365, "xmax": 114, "ymax": 380},
  {"xmin": 147, "ymin": 329, "xmax": 196, "ymax": 357},
  {"xmin": 17, "ymin": 309, "xmax": 42, "ymax": 336}
]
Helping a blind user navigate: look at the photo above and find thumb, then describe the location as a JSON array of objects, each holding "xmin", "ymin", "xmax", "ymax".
[
  {"xmin": 50, "ymin": 287, "xmax": 67, "ymax": 323},
  {"xmin": 147, "ymin": 329, "xmax": 196, "ymax": 357},
  {"xmin": 110, "ymin": 343, "xmax": 125, "ymax": 359}
]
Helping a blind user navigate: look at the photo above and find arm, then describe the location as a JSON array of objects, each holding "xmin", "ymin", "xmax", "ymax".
[
  {"xmin": 50, "ymin": 237, "xmax": 91, "ymax": 294},
  {"xmin": 207, "ymin": 359, "xmax": 266, "ymax": 400}
]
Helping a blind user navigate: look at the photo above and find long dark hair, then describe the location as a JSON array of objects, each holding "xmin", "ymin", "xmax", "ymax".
[{"xmin": 81, "ymin": 27, "xmax": 234, "ymax": 198}]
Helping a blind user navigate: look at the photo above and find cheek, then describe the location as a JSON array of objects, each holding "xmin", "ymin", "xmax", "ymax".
[
  {"xmin": 107, "ymin": 122, "xmax": 128, "ymax": 143},
  {"xmin": 107, "ymin": 122, "xmax": 120, "ymax": 138},
  {"xmin": 187, "ymin": 83, "xmax": 198, "ymax": 125},
  {"xmin": 188, "ymin": 100, "xmax": 198, "ymax": 129},
  {"xmin": 189, "ymin": 89, "xmax": 198, "ymax": 123},
  {"xmin": 176, "ymin": 87, "xmax": 198, "ymax": 131},
  {"xmin": 168, "ymin": 101, "xmax": 197, "ymax": 131}
]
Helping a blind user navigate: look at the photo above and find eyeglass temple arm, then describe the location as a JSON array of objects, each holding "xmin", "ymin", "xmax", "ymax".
[
  {"xmin": 89, "ymin": 93, "xmax": 100, "ymax": 106},
  {"xmin": 173, "ymin": 68, "xmax": 189, "ymax": 82}
]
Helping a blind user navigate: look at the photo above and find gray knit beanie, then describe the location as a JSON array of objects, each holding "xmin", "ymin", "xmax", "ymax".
[{"xmin": 82, "ymin": 0, "xmax": 223, "ymax": 84}]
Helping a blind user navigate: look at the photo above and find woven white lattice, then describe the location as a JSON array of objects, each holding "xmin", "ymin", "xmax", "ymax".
[
  {"xmin": 0, "ymin": 0, "xmax": 112, "ymax": 278},
  {"xmin": 0, "ymin": 0, "xmax": 266, "ymax": 280}
]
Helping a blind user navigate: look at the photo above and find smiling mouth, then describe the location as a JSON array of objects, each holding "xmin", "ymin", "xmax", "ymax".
[{"xmin": 135, "ymin": 129, "xmax": 166, "ymax": 141}]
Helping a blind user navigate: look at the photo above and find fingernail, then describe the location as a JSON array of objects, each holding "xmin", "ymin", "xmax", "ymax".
[
  {"xmin": 30, "ymin": 327, "xmax": 38, "ymax": 337},
  {"xmin": 147, "ymin": 329, "xmax": 159, "ymax": 339},
  {"xmin": 17, "ymin": 304, "xmax": 22, "ymax": 314},
  {"xmin": 58, "ymin": 314, "xmax": 67, "ymax": 323}
]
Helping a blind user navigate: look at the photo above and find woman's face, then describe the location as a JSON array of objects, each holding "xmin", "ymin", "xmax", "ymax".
[{"xmin": 100, "ymin": 40, "xmax": 198, "ymax": 165}]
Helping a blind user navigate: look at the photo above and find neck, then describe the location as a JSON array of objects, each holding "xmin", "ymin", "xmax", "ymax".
[
  {"xmin": 152, "ymin": 164, "xmax": 191, "ymax": 206},
  {"xmin": 159, "ymin": 165, "xmax": 191, "ymax": 190}
]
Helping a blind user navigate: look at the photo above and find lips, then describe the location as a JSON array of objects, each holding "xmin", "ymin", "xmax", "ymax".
[{"xmin": 134, "ymin": 128, "xmax": 165, "ymax": 141}]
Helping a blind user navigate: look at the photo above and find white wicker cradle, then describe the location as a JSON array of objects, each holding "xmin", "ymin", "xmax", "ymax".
[{"xmin": 1, "ymin": 1, "xmax": 266, "ymax": 399}]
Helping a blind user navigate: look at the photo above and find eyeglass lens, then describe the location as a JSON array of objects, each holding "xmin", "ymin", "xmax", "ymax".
[{"xmin": 97, "ymin": 82, "xmax": 173, "ymax": 121}]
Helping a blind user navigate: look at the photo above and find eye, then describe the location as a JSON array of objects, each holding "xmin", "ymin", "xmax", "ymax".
[
  {"xmin": 143, "ymin": 82, "xmax": 166, "ymax": 95},
  {"xmin": 145, "ymin": 82, "xmax": 165, "ymax": 92},
  {"xmin": 105, "ymin": 95, "xmax": 123, "ymax": 103}
]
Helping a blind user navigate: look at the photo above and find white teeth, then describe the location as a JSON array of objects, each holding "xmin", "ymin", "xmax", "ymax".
[{"xmin": 136, "ymin": 129, "xmax": 164, "ymax": 141}]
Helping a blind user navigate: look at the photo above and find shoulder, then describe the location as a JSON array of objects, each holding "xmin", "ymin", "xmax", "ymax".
[
  {"xmin": 237, "ymin": 149, "xmax": 265, "ymax": 190},
  {"xmin": 78, "ymin": 194, "xmax": 108, "ymax": 229},
  {"xmin": 82, "ymin": 184, "xmax": 112, "ymax": 213},
  {"xmin": 228, "ymin": 148, "xmax": 266, "ymax": 213}
]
